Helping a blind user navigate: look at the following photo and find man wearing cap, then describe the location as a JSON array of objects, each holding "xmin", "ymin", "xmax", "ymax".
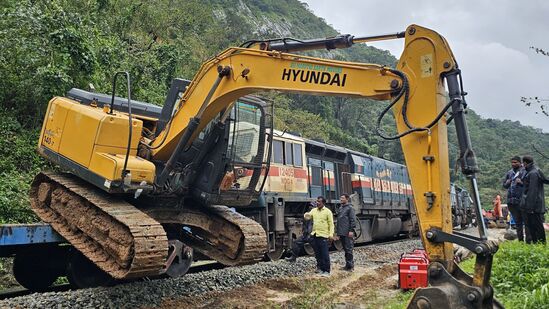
[{"xmin": 305, "ymin": 196, "xmax": 334, "ymax": 277}]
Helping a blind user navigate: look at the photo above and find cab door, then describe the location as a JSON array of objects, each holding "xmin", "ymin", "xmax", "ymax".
[{"xmin": 338, "ymin": 163, "xmax": 352, "ymax": 197}]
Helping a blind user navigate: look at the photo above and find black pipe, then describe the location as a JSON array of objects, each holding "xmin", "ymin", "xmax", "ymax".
[
  {"xmin": 109, "ymin": 71, "xmax": 133, "ymax": 182},
  {"xmin": 445, "ymin": 69, "xmax": 487, "ymax": 240},
  {"xmin": 267, "ymin": 34, "xmax": 354, "ymax": 52},
  {"xmin": 266, "ymin": 32, "xmax": 405, "ymax": 53},
  {"xmin": 446, "ymin": 70, "xmax": 477, "ymax": 175},
  {"xmin": 155, "ymin": 117, "xmax": 200, "ymax": 187},
  {"xmin": 155, "ymin": 66, "xmax": 231, "ymax": 187}
]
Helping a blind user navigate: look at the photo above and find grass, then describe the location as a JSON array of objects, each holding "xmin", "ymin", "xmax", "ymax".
[
  {"xmin": 459, "ymin": 240, "xmax": 549, "ymax": 309},
  {"xmin": 286, "ymin": 278, "xmax": 331, "ymax": 308},
  {"xmin": 383, "ymin": 290, "xmax": 414, "ymax": 309},
  {"xmin": 284, "ymin": 277, "xmax": 411, "ymax": 309}
]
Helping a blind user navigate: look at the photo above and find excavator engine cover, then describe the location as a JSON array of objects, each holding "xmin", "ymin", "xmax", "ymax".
[{"xmin": 39, "ymin": 97, "xmax": 155, "ymax": 191}]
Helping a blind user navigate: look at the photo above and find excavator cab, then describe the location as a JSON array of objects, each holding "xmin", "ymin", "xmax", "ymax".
[{"xmin": 191, "ymin": 96, "xmax": 273, "ymax": 207}]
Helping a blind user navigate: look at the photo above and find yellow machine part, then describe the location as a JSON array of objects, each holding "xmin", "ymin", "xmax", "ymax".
[{"xmin": 39, "ymin": 97, "xmax": 155, "ymax": 184}]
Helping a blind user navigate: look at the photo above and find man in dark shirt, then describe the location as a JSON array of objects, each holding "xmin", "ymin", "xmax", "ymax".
[
  {"xmin": 503, "ymin": 156, "xmax": 529, "ymax": 241},
  {"xmin": 520, "ymin": 155, "xmax": 549, "ymax": 244},
  {"xmin": 336, "ymin": 193, "xmax": 356, "ymax": 271}
]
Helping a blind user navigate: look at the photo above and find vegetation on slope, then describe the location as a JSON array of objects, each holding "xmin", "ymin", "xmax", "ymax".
[{"xmin": 0, "ymin": 0, "xmax": 548, "ymax": 223}]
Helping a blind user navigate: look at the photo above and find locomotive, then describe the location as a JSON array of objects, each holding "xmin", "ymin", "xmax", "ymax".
[
  {"xmin": 228, "ymin": 100, "xmax": 473, "ymax": 259},
  {"xmin": 227, "ymin": 102, "xmax": 418, "ymax": 259}
]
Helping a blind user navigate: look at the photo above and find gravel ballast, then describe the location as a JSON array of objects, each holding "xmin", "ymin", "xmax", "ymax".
[{"xmin": 0, "ymin": 239, "xmax": 422, "ymax": 309}]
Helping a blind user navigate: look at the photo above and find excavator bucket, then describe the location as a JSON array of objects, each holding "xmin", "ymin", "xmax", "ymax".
[{"xmin": 407, "ymin": 261, "xmax": 504, "ymax": 309}]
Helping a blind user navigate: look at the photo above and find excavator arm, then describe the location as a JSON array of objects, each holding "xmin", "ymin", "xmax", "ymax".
[{"xmin": 149, "ymin": 24, "xmax": 501, "ymax": 308}]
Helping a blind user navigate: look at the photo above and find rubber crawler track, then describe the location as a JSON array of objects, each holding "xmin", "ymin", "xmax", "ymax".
[{"xmin": 30, "ymin": 172, "xmax": 168, "ymax": 279}]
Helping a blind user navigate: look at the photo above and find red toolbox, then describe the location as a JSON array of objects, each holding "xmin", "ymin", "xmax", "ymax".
[{"xmin": 398, "ymin": 249, "xmax": 429, "ymax": 290}]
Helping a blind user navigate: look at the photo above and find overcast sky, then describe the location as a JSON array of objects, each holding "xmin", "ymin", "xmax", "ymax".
[{"xmin": 302, "ymin": 0, "xmax": 549, "ymax": 132}]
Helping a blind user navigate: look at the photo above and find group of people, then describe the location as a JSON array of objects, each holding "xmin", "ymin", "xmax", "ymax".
[
  {"xmin": 503, "ymin": 155, "xmax": 548, "ymax": 244},
  {"xmin": 285, "ymin": 194, "xmax": 356, "ymax": 277}
]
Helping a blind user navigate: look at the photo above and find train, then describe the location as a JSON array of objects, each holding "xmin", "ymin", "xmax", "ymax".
[
  {"xmin": 450, "ymin": 183, "xmax": 476, "ymax": 229},
  {"xmin": 222, "ymin": 100, "xmax": 417, "ymax": 260},
  {"xmin": 260, "ymin": 130, "xmax": 419, "ymax": 259},
  {"xmin": 225, "ymin": 100, "xmax": 475, "ymax": 259}
]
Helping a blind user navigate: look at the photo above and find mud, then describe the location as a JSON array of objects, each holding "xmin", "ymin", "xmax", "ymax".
[
  {"xmin": 146, "ymin": 205, "xmax": 267, "ymax": 266},
  {"xmin": 30, "ymin": 172, "xmax": 168, "ymax": 279}
]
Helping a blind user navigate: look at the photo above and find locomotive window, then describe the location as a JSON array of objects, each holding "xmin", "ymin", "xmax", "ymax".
[
  {"xmin": 273, "ymin": 140, "xmax": 283, "ymax": 164},
  {"xmin": 285, "ymin": 142, "xmax": 293, "ymax": 165},
  {"xmin": 310, "ymin": 166, "xmax": 322, "ymax": 186},
  {"xmin": 308, "ymin": 157, "xmax": 321, "ymax": 167},
  {"xmin": 323, "ymin": 161, "xmax": 334, "ymax": 171},
  {"xmin": 293, "ymin": 143, "xmax": 303, "ymax": 167}
]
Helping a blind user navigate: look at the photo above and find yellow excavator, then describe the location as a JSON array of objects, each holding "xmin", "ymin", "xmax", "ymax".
[{"xmin": 31, "ymin": 24, "xmax": 501, "ymax": 308}]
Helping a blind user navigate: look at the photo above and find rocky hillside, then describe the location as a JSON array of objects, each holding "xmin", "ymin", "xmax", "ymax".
[{"xmin": 0, "ymin": 0, "xmax": 547, "ymax": 223}]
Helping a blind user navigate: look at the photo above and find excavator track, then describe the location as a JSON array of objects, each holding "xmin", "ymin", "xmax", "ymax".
[
  {"xmin": 145, "ymin": 205, "xmax": 267, "ymax": 266},
  {"xmin": 29, "ymin": 172, "xmax": 168, "ymax": 279}
]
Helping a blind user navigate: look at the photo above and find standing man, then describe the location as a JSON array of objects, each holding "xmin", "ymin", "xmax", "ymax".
[
  {"xmin": 520, "ymin": 155, "xmax": 549, "ymax": 244},
  {"xmin": 285, "ymin": 202, "xmax": 314, "ymax": 262},
  {"xmin": 305, "ymin": 196, "xmax": 334, "ymax": 277},
  {"xmin": 503, "ymin": 156, "xmax": 528, "ymax": 242},
  {"xmin": 336, "ymin": 194, "xmax": 356, "ymax": 271}
]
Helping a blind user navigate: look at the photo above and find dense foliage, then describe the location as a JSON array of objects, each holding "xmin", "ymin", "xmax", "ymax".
[
  {"xmin": 460, "ymin": 241, "xmax": 549, "ymax": 308},
  {"xmin": 0, "ymin": 112, "xmax": 42, "ymax": 223},
  {"xmin": 0, "ymin": 0, "xmax": 547, "ymax": 222}
]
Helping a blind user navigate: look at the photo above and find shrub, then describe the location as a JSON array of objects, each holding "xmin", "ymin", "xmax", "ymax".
[{"xmin": 460, "ymin": 241, "xmax": 549, "ymax": 309}]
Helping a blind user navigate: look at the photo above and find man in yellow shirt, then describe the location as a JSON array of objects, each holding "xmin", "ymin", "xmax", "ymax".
[{"xmin": 305, "ymin": 196, "xmax": 334, "ymax": 276}]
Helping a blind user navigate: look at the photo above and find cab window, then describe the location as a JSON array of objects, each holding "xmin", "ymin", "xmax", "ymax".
[
  {"xmin": 285, "ymin": 142, "xmax": 293, "ymax": 165},
  {"xmin": 273, "ymin": 140, "xmax": 283, "ymax": 164},
  {"xmin": 293, "ymin": 143, "xmax": 303, "ymax": 167}
]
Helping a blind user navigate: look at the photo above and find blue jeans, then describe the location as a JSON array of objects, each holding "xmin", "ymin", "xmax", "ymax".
[{"xmin": 312, "ymin": 236, "xmax": 330, "ymax": 273}]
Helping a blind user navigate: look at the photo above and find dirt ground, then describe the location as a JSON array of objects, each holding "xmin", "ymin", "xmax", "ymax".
[
  {"xmin": 156, "ymin": 263, "xmax": 404, "ymax": 309},
  {"xmin": 155, "ymin": 227, "xmax": 510, "ymax": 309}
]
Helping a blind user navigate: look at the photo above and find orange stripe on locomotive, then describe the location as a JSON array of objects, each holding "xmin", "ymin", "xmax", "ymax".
[
  {"xmin": 261, "ymin": 131, "xmax": 415, "ymax": 202},
  {"xmin": 262, "ymin": 132, "xmax": 308, "ymax": 194}
]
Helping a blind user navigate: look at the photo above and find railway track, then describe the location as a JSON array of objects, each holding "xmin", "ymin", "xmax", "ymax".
[
  {"xmin": 0, "ymin": 284, "xmax": 72, "ymax": 301},
  {"xmin": 0, "ymin": 260, "xmax": 226, "ymax": 300},
  {"xmin": 0, "ymin": 238, "xmax": 422, "ymax": 307},
  {"xmin": 0, "ymin": 236, "xmax": 415, "ymax": 301}
]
